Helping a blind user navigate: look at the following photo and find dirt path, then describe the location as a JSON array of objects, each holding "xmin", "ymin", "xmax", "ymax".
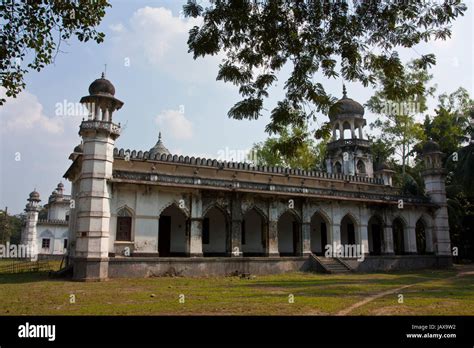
[{"xmin": 336, "ymin": 265, "xmax": 474, "ymax": 316}]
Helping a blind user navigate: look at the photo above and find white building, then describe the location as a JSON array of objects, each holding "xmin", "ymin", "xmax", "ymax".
[
  {"xmin": 23, "ymin": 75, "xmax": 452, "ymax": 279},
  {"xmin": 21, "ymin": 183, "xmax": 70, "ymax": 259}
]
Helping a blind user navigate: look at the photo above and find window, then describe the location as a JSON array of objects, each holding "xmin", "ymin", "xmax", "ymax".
[
  {"xmin": 42, "ymin": 239, "xmax": 50, "ymax": 249},
  {"xmin": 63, "ymin": 239, "xmax": 68, "ymax": 249},
  {"xmin": 241, "ymin": 220, "xmax": 246, "ymax": 245},
  {"xmin": 116, "ymin": 208, "xmax": 133, "ymax": 241},
  {"xmin": 334, "ymin": 162, "xmax": 342, "ymax": 174},
  {"xmin": 202, "ymin": 217, "xmax": 210, "ymax": 244},
  {"xmin": 65, "ymin": 214, "xmax": 70, "ymax": 222}
]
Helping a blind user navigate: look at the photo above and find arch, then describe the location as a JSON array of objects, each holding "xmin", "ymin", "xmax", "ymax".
[
  {"xmin": 202, "ymin": 205, "xmax": 230, "ymax": 256},
  {"xmin": 276, "ymin": 208, "xmax": 301, "ymax": 223},
  {"xmin": 343, "ymin": 121, "xmax": 351, "ymax": 139},
  {"xmin": 334, "ymin": 161, "xmax": 342, "ymax": 174},
  {"xmin": 158, "ymin": 201, "xmax": 190, "ymax": 218},
  {"xmin": 39, "ymin": 229, "xmax": 54, "ymax": 239},
  {"xmin": 367, "ymin": 215, "xmax": 384, "ymax": 255},
  {"xmin": 415, "ymin": 218, "xmax": 427, "ymax": 254},
  {"xmin": 356, "ymin": 159, "xmax": 366, "ymax": 174},
  {"xmin": 117, "ymin": 205, "xmax": 134, "ymax": 217},
  {"xmin": 310, "ymin": 211, "xmax": 330, "ymax": 255},
  {"xmin": 202, "ymin": 203, "xmax": 230, "ymax": 221},
  {"xmin": 242, "ymin": 207, "xmax": 267, "ymax": 256},
  {"xmin": 392, "ymin": 217, "xmax": 406, "ymax": 255},
  {"xmin": 278, "ymin": 210, "xmax": 301, "ymax": 256},
  {"xmin": 334, "ymin": 123, "xmax": 340, "ymax": 140},
  {"xmin": 242, "ymin": 204, "xmax": 268, "ymax": 223},
  {"xmin": 159, "ymin": 204, "xmax": 189, "ymax": 257},
  {"xmin": 341, "ymin": 214, "xmax": 357, "ymax": 245}
]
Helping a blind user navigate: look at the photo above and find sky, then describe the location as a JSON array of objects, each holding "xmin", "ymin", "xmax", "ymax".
[{"xmin": 0, "ymin": 0, "xmax": 473, "ymax": 214}]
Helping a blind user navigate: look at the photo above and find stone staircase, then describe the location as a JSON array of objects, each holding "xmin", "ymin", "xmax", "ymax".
[{"xmin": 311, "ymin": 254, "xmax": 353, "ymax": 274}]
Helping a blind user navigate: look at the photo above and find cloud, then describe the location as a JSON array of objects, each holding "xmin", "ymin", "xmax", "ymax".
[
  {"xmin": 0, "ymin": 88, "xmax": 63, "ymax": 134},
  {"xmin": 109, "ymin": 23, "xmax": 125, "ymax": 33},
  {"xmin": 155, "ymin": 108, "xmax": 193, "ymax": 140},
  {"xmin": 110, "ymin": 6, "xmax": 223, "ymax": 83}
]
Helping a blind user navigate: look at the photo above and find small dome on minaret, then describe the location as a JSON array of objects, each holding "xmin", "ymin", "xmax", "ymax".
[
  {"xmin": 328, "ymin": 84, "xmax": 365, "ymax": 121},
  {"xmin": 88, "ymin": 72, "xmax": 116, "ymax": 96},
  {"xmin": 29, "ymin": 190, "xmax": 40, "ymax": 201},
  {"xmin": 149, "ymin": 132, "xmax": 171, "ymax": 157}
]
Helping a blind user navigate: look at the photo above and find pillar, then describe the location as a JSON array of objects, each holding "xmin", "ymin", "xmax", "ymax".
[
  {"xmin": 188, "ymin": 192, "xmax": 203, "ymax": 257},
  {"xmin": 230, "ymin": 194, "xmax": 243, "ymax": 257},
  {"xmin": 382, "ymin": 225, "xmax": 394, "ymax": 254},
  {"xmin": 301, "ymin": 202, "xmax": 312, "ymax": 256},
  {"xmin": 267, "ymin": 202, "xmax": 279, "ymax": 256},
  {"xmin": 406, "ymin": 225, "xmax": 418, "ymax": 254}
]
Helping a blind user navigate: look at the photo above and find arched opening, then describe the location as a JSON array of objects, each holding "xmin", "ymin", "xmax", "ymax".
[
  {"xmin": 356, "ymin": 159, "xmax": 366, "ymax": 175},
  {"xmin": 415, "ymin": 219, "xmax": 427, "ymax": 254},
  {"xmin": 343, "ymin": 121, "xmax": 351, "ymax": 139},
  {"xmin": 203, "ymin": 206, "xmax": 229, "ymax": 257},
  {"xmin": 116, "ymin": 207, "xmax": 133, "ymax": 242},
  {"xmin": 242, "ymin": 208, "xmax": 266, "ymax": 256},
  {"xmin": 367, "ymin": 216, "xmax": 383, "ymax": 255},
  {"xmin": 278, "ymin": 211, "xmax": 301, "ymax": 256},
  {"xmin": 159, "ymin": 204, "xmax": 188, "ymax": 257},
  {"xmin": 334, "ymin": 161, "xmax": 342, "ymax": 174},
  {"xmin": 310, "ymin": 212, "xmax": 329, "ymax": 255},
  {"xmin": 341, "ymin": 214, "xmax": 357, "ymax": 246},
  {"xmin": 392, "ymin": 218, "xmax": 405, "ymax": 255},
  {"xmin": 334, "ymin": 123, "xmax": 340, "ymax": 140}
]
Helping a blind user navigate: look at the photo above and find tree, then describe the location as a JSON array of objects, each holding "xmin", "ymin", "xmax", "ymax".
[
  {"xmin": 367, "ymin": 60, "xmax": 433, "ymax": 174},
  {"xmin": 0, "ymin": 208, "xmax": 24, "ymax": 245},
  {"xmin": 1, "ymin": 0, "xmax": 111, "ymax": 105},
  {"xmin": 251, "ymin": 125, "xmax": 328, "ymax": 170},
  {"xmin": 423, "ymin": 87, "xmax": 472, "ymax": 160},
  {"xmin": 183, "ymin": 0, "xmax": 466, "ymax": 154}
]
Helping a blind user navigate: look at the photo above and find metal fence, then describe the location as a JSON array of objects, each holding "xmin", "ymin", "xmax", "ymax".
[{"xmin": 0, "ymin": 259, "xmax": 58, "ymax": 274}]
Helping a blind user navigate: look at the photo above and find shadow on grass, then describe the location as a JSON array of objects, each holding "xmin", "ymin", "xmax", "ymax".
[{"xmin": 0, "ymin": 272, "xmax": 64, "ymax": 284}]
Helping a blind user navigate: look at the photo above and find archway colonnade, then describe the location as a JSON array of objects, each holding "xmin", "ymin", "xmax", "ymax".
[{"xmin": 115, "ymin": 199, "xmax": 434, "ymax": 258}]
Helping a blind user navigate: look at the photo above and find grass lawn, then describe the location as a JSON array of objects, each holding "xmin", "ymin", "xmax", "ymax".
[{"xmin": 0, "ymin": 266, "xmax": 472, "ymax": 315}]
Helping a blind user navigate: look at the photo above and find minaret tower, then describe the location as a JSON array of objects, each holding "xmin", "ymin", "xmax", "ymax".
[
  {"xmin": 21, "ymin": 190, "xmax": 41, "ymax": 260},
  {"xmin": 326, "ymin": 86, "xmax": 373, "ymax": 177},
  {"xmin": 421, "ymin": 140, "xmax": 451, "ymax": 262},
  {"xmin": 74, "ymin": 73, "xmax": 124, "ymax": 280}
]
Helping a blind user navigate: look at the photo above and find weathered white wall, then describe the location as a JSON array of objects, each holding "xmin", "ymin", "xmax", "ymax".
[{"xmin": 37, "ymin": 225, "xmax": 68, "ymax": 255}]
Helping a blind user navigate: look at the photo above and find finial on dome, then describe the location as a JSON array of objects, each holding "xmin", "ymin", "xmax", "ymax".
[
  {"xmin": 158, "ymin": 132, "xmax": 162, "ymax": 141},
  {"xmin": 101, "ymin": 71, "xmax": 105, "ymax": 79},
  {"xmin": 342, "ymin": 84, "xmax": 347, "ymax": 98}
]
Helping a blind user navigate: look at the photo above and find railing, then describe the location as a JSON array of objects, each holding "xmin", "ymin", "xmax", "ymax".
[
  {"xmin": 327, "ymin": 138, "xmax": 371, "ymax": 150},
  {"xmin": 0, "ymin": 259, "xmax": 58, "ymax": 274}
]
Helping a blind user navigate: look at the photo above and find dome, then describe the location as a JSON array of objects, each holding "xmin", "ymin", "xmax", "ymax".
[
  {"xmin": 88, "ymin": 73, "xmax": 116, "ymax": 96},
  {"xmin": 328, "ymin": 85, "xmax": 364, "ymax": 120},
  {"xmin": 149, "ymin": 132, "xmax": 170, "ymax": 157},
  {"xmin": 29, "ymin": 190, "xmax": 40, "ymax": 201},
  {"xmin": 57, "ymin": 182, "xmax": 64, "ymax": 189},
  {"xmin": 423, "ymin": 140, "xmax": 440, "ymax": 153}
]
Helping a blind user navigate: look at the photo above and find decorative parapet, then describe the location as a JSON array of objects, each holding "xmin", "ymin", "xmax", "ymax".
[
  {"xmin": 113, "ymin": 148, "xmax": 384, "ymax": 185},
  {"xmin": 327, "ymin": 138, "xmax": 371, "ymax": 150},
  {"xmin": 111, "ymin": 170, "xmax": 432, "ymax": 206},
  {"xmin": 37, "ymin": 219, "xmax": 69, "ymax": 226},
  {"xmin": 80, "ymin": 120, "xmax": 121, "ymax": 137}
]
